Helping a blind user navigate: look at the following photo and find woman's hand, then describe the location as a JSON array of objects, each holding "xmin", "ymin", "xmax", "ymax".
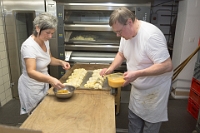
[
  {"xmin": 60, "ymin": 61, "xmax": 70, "ymax": 70},
  {"xmin": 48, "ymin": 77, "xmax": 65, "ymax": 90}
]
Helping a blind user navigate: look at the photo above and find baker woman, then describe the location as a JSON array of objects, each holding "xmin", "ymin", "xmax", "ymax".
[{"xmin": 18, "ymin": 12, "xmax": 70, "ymax": 115}]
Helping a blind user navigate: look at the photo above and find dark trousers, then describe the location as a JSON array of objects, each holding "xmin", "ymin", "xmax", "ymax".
[{"xmin": 128, "ymin": 109, "xmax": 162, "ymax": 133}]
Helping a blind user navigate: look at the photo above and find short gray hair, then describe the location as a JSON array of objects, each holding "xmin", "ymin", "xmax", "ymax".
[
  {"xmin": 109, "ymin": 7, "xmax": 136, "ymax": 26},
  {"xmin": 33, "ymin": 12, "xmax": 58, "ymax": 36}
]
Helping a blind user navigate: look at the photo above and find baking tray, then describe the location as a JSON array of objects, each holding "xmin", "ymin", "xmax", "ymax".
[{"xmin": 66, "ymin": 70, "xmax": 111, "ymax": 91}]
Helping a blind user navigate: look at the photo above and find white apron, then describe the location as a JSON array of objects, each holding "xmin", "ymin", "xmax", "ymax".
[
  {"xmin": 18, "ymin": 74, "xmax": 49, "ymax": 114},
  {"xmin": 129, "ymin": 79, "xmax": 171, "ymax": 123}
]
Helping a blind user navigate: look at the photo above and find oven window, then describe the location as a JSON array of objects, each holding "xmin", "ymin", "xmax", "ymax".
[{"xmin": 65, "ymin": 31, "xmax": 119, "ymax": 43}]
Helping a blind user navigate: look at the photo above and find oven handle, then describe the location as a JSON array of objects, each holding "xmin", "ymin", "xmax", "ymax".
[
  {"xmin": 70, "ymin": 57, "xmax": 114, "ymax": 62},
  {"xmin": 66, "ymin": 45, "xmax": 119, "ymax": 48},
  {"xmin": 64, "ymin": 24, "xmax": 112, "ymax": 31}
]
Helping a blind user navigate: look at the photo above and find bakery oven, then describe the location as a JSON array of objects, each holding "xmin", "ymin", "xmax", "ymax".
[{"xmin": 50, "ymin": 0, "xmax": 151, "ymax": 78}]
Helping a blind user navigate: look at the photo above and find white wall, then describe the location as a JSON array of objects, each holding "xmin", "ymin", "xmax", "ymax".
[
  {"xmin": 172, "ymin": 0, "xmax": 200, "ymax": 98},
  {"xmin": 0, "ymin": 5, "xmax": 12, "ymax": 106}
]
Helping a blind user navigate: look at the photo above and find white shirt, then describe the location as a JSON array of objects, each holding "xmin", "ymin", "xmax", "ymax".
[
  {"xmin": 119, "ymin": 21, "xmax": 173, "ymax": 123},
  {"xmin": 18, "ymin": 36, "xmax": 50, "ymax": 114}
]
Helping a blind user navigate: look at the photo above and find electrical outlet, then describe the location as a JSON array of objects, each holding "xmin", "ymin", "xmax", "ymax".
[{"xmin": 151, "ymin": 13, "xmax": 158, "ymax": 24}]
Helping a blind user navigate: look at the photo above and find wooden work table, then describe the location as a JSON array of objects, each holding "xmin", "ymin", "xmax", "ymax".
[{"xmin": 20, "ymin": 64, "xmax": 116, "ymax": 133}]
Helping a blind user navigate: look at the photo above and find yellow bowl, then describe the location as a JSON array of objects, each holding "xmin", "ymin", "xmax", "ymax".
[{"xmin": 107, "ymin": 73, "xmax": 125, "ymax": 88}]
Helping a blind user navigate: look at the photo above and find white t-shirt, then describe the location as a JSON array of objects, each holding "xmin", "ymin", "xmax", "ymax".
[
  {"xmin": 119, "ymin": 21, "xmax": 173, "ymax": 123},
  {"xmin": 18, "ymin": 36, "xmax": 51, "ymax": 114}
]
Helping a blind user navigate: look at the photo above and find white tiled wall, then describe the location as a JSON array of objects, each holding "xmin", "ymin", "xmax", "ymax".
[{"xmin": 0, "ymin": 6, "xmax": 12, "ymax": 106}]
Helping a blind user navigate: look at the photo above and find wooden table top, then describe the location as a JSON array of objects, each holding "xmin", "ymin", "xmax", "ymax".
[{"xmin": 20, "ymin": 64, "xmax": 116, "ymax": 133}]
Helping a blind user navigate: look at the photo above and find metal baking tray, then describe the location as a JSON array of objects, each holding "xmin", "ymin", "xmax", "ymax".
[{"xmin": 69, "ymin": 70, "xmax": 111, "ymax": 91}]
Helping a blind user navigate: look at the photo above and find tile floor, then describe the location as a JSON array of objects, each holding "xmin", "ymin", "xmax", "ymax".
[{"xmin": 0, "ymin": 86, "xmax": 198, "ymax": 133}]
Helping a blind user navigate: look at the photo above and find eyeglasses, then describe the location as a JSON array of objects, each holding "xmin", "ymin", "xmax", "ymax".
[{"xmin": 115, "ymin": 24, "xmax": 126, "ymax": 35}]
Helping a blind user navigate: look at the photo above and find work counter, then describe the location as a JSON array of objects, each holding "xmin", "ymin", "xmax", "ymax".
[{"xmin": 20, "ymin": 64, "xmax": 116, "ymax": 133}]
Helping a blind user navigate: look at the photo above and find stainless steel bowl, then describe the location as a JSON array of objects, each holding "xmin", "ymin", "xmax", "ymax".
[{"xmin": 53, "ymin": 84, "xmax": 76, "ymax": 99}]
